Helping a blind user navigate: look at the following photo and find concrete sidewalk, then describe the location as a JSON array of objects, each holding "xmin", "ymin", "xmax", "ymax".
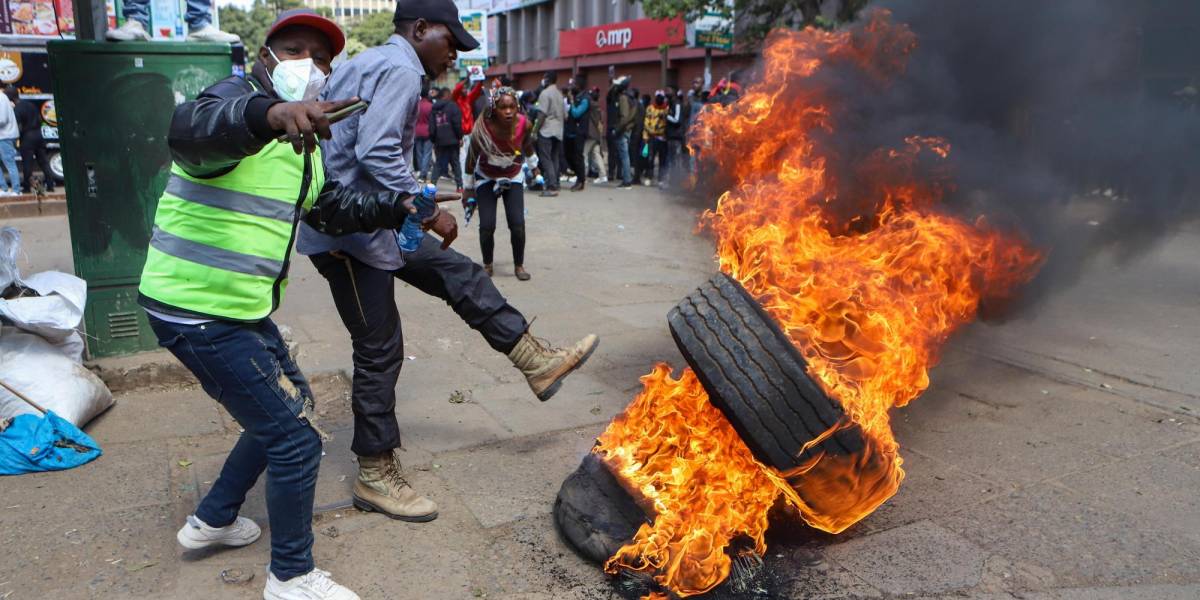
[{"xmin": 1, "ymin": 187, "xmax": 1198, "ymax": 599}]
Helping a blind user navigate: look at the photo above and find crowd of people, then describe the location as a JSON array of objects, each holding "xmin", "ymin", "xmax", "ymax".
[
  {"xmin": 412, "ymin": 69, "xmax": 745, "ymax": 196},
  {"xmin": 0, "ymin": 85, "xmax": 58, "ymax": 196}
]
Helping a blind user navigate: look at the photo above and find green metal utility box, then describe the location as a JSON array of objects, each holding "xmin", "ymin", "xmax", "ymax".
[{"xmin": 48, "ymin": 41, "xmax": 231, "ymax": 358}]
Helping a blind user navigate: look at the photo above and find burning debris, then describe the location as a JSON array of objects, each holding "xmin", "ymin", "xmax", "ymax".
[{"xmin": 556, "ymin": 10, "xmax": 1050, "ymax": 599}]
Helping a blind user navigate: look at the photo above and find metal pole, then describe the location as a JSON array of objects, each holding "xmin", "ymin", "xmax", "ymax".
[
  {"xmin": 704, "ymin": 48, "xmax": 713, "ymax": 89},
  {"xmin": 660, "ymin": 45, "xmax": 669, "ymax": 88},
  {"xmin": 71, "ymin": 0, "xmax": 108, "ymax": 41}
]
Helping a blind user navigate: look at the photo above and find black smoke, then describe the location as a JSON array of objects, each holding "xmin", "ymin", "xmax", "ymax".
[{"xmin": 828, "ymin": 0, "xmax": 1200, "ymax": 302}]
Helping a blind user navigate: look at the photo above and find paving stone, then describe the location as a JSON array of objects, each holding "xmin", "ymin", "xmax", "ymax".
[
  {"xmin": 855, "ymin": 448, "xmax": 1000, "ymax": 533},
  {"xmin": 941, "ymin": 485, "xmax": 1200, "ymax": 588},
  {"xmin": 466, "ymin": 513, "xmax": 613, "ymax": 599},
  {"xmin": 824, "ymin": 520, "xmax": 986, "ymax": 595},
  {"xmin": 86, "ymin": 388, "xmax": 225, "ymax": 443},
  {"xmin": 896, "ymin": 364, "xmax": 1116, "ymax": 487},
  {"xmin": 303, "ymin": 470, "xmax": 486, "ymax": 600},
  {"xmin": 0, "ymin": 503, "xmax": 178, "ymax": 599},
  {"xmin": 475, "ymin": 377, "xmax": 627, "ymax": 437},
  {"xmin": 1057, "ymin": 452, "xmax": 1200, "ymax": 549},
  {"xmin": 596, "ymin": 301, "xmax": 678, "ymax": 331},
  {"xmin": 432, "ymin": 427, "xmax": 602, "ymax": 528},
  {"xmin": 0, "ymin": 440, "xmax": 173, "ymax": 515}
]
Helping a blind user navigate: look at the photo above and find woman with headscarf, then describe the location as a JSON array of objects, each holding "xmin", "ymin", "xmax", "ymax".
[{"xmin": 464, "ymin": 87, "xmax": 537, "ymax": 280}]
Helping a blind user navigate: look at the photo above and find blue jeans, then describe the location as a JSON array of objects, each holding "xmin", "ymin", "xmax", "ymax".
[
  {"xmin": 0, "ymin": 139, "xmax": 18, "ymax": 192},
  {"xmin": 148, "ymin": 315, "xmax": 321, "ymax": 580},
  {"xmin": 616, "ymin": 132, "xmax": 632, "ymax": 185},
  {"xmin": 123, "ymin": 0, "xmax": 211, "ymax": 30},
  {"xmin": 414, "ymin": 137, "xmax": 433, "ymax": 181}
]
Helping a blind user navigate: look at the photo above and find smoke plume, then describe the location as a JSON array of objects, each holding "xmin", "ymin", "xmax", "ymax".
[{"xmin": 710, "ymin": 1, "xmax": 1199, "ymax": 307}]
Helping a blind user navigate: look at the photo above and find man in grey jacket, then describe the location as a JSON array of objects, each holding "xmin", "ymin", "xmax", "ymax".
[
  {"xmin": 535, "ymin": 70, "xmax": 566, "ymax": 196},
  {"xmin": 297, "ymin": 0, "xmax": 598, "ymax": 524}
]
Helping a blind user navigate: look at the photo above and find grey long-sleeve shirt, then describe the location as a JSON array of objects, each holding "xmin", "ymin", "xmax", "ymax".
[{"xmin": 296, "ymin": 34, "xmax": 424, "ymax": 270}]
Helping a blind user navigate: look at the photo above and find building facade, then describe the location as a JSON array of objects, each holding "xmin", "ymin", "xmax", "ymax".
[
  {"xmin": 487, "ymin": 0, "xmax": 754, "ymax": 97},
  {"xmin": 302, "ymin": 0, "xmax": 393, "ymax": 23}
]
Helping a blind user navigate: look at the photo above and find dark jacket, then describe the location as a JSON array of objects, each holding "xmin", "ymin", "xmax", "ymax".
[
  {"xmin": 630, "ymin": 99, "xmax": 646, "ymax": 143},
  {"xmin": 587, "ymin": 96, "xmax": 604, "ymax": 141},
  {"xmin": 606, "ymin": 90, "xmax": 635, "ymax": 135},
  {"xmin": 167, "ymin": 73, "xmax": 414, "ymax": 237},
  {"xmin": 665, "ymin": 99, "xmax": 686, "ymax": 141},
  {"xmin": 14, "ymin": 100, "xmax": 43, "ymax": 141},
  {"xmin": 431, "ymin": 99, "xmax": 464, "ymax": 147}
]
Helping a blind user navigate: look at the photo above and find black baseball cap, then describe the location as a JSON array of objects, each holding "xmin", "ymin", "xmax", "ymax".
[{"xmin": 393, "ymin": 0, "xmax": 480, "ymax": 52}]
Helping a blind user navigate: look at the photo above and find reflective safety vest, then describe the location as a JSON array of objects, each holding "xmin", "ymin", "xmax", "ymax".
[{"xmin": 138, "ymin": 141, "xmax": 323, "ymax": 322}]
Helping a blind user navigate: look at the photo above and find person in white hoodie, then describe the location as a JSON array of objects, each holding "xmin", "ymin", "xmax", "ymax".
[{"xmin": 0, "ymin": 89, "xmax": 19, "ymax": 196}]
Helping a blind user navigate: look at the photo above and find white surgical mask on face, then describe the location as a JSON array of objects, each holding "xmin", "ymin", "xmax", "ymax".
[{"xmin": 268, "ymin": 47, "xmax": 327, "ymax": 102}]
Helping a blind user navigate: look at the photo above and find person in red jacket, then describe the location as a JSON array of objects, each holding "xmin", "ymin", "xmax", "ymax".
[
  {"xmin": 452, "ymin": 78, "xmax": 483, "ymax": 173},
  {"xmin": 413, "ymin": 87, "xmax": 435, "ymax": 182}
]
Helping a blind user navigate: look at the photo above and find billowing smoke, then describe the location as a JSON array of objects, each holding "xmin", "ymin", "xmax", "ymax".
[
  {"xmin": 842, "ymin": 0, "xmax": 1198, "ymax": 302},
  {"xmin": 701, "ymin": 1, "xmax": 1199, "ymax": 309}
]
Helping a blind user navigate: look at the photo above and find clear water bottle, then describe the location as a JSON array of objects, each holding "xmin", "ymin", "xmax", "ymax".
[{"xmin": 397, "ymin": 184, "xmax": 438, "ymax": 252}]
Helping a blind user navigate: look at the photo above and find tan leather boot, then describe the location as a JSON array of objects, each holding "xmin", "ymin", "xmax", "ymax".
[
  {"xmin": 352, "ymin": 451, "xmax": 438, "ymax": 522},
  {"xmin": 508, "ymin": 331, "xmax": 599, "ymax": 401}
]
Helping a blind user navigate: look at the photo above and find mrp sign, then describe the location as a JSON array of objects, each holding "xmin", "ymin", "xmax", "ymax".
[
  {"xmin": 596, "ymin": 27, "xmax": 633, "ymax": 49},
  {"xmin": 559, "ymin": 18, "xmax": 686, "ymax": 57}
]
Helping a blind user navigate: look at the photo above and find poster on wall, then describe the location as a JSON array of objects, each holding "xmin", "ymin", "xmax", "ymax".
[
  {"xmin": 3, "ymin": 0, "xmax": 61, "ymax": 36},
  {"xmin": 149, "ymin": 0, "xmax": 183, "ymax": 39},
  {"xmin": 457, "ymin": 9, "xmax": 488, "ymax": 69},
  {"xmin": 52, "ymin": 0, "xmax": 71, "ymax": 34}
]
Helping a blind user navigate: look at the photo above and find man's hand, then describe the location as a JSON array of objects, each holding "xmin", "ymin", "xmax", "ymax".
[
  {"xmin": 268, "ymin": 97, "xmax": 360, "ymax": 154},
  {"xmin": 422, "ymin": 208, "xmax": 458, "ymax": 250},
  {"xmin": 460, "ymin": 188, "xmax": 475, "ymax": 210}
]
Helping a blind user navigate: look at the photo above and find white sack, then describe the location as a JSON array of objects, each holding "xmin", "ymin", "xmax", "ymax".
[{"xmin": 0, "ymin": 327, "xmax": 114, "ymax": 427}]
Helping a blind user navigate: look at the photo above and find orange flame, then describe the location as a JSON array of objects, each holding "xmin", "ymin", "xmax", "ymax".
[{"xmin": 594, "ymin": 13, "xmax": 1043, "ymax": 598}]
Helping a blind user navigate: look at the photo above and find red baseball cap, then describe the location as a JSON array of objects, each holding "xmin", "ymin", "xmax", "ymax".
[{"xmin": 265, "ymin": 8, "xmax": 346, "ymax": 57}]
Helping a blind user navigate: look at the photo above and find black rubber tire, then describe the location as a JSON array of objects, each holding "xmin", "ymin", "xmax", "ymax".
[
  {"xmin": 668, "ymin": 273, "xmax": 864, "ymax": 471},
  {"xmin": 553, "ymin": 452, "xmax": 647, "ymax": 565}
]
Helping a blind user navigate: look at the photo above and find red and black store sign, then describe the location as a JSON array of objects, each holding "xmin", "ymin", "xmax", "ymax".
[{"xmin": 559, "ymin": 17, "xmax": 686, "ymax": 58}]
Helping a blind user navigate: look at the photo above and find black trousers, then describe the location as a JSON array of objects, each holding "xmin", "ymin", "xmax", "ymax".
[
  {"xmin": 476, "ymin": 180, "xmax": 526, "ymax": 266},
  {"xmin": 19, "ymin": 136, "xmax": 54, "ymax": 192},
  {"xmin": 648, "ymin": 139, "xmax": 669, "ymax": 183},
  {"xmin": 309, "ymin": 236, "xmax": 528, "ymax": 455},
  {"xmin": 564, "ymin": 135, "xmax": 586, "ymax": 183},
  {"xmin": 432, "ymin": 144, "xmax": 463, "ymax": 188},
  {"xmin": 535, "ymin": 136, "xmax": 562, "ymax": 190}
]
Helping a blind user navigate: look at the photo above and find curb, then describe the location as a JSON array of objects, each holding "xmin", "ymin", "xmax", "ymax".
[
  {"xmin": 87, "ymin": 326, "xmax": 308, "ymax": 394},
  {"xmin": 0, "ymin": 200, "xmax": 66, "ymax": 219}
]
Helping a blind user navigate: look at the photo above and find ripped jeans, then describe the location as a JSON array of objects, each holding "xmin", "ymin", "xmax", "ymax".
[{"xmin": 148, "ymin": 315, "xmax": 322, "ymax": 581}]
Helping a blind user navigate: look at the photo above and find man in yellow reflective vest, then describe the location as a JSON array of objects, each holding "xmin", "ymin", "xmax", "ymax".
[{"xmin": 137, "ymin": 9, "xmax": 455, "ymax": 600}]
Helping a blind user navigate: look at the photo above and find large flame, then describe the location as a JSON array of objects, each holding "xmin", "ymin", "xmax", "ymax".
[{"xmin": 594, "ymin": 13, "xmax": 1044, "ymax": 598}]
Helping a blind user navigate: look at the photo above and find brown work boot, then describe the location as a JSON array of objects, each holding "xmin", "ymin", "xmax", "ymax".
[
  {"xmin": 352, "ymin": 451, "xmax": 438, "ymax": 522},
  {"xmin": 508, "ymin": 331, "xmax": 599, "ymax": 401}
]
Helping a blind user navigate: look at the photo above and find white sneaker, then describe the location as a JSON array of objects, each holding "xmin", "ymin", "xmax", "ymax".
[
  {"xmin": 176, "ymin": 514, "xmax": 261, "ymax": 549},
  {"xmin": 265, "ymin": 568, "xmax": 360, "ymax": 600},
  {"xmin": 105, "ymin": 19, "xmax": 150, "ymax": 41},
  {"xmin": 594, "ymin": 176, "xmax": 608, "ymax": 184},
  {"xmin": 187, "ymin": 25, "xmax": 241, "ymax": 43}
]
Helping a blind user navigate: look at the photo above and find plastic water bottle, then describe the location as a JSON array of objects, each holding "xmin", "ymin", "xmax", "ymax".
[{"xmin": 397, "ymin": 184, "xmax": 437, "ymax": 252}]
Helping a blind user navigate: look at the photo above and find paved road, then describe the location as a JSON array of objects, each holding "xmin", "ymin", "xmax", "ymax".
[{"xmin": 1, "ymin": 188, "xmax": 1197, "ymax": 599}]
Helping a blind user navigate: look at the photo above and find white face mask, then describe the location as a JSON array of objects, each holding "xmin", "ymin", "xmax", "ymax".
[{"xmin": 268, "ymin": 47, "xmax": 327, "ymax": 102}]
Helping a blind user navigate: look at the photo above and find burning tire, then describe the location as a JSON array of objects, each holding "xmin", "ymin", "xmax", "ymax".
[
  {"xmin": 553, "ymin": 453, "xmax": 646, "ymax": 564},
  {"xmin": 668, "ymin": 273, "xmax": 864, "ymax": 471}
]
